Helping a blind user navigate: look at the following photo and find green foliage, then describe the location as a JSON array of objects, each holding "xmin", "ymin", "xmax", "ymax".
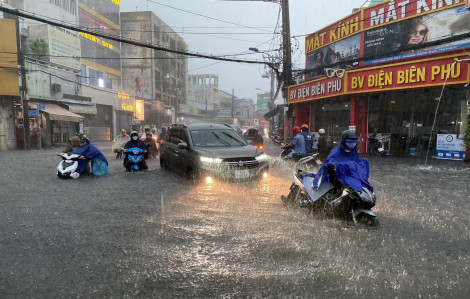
[
  {"xmin": 29, "ymin": 39, "xmax": 48, "ymax": 58},
  {"xmin": 466, "ymin": 112, "xmax": 470, "ymax": 150}
]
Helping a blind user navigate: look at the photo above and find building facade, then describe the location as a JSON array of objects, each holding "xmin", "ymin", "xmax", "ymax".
[
  {"xmin": 121, "ymin": 11, "xmax": 188, "ymax": 128},
  {"xmin": 289, "ymin": 0, "xmax": 470, "ymax": 159}
]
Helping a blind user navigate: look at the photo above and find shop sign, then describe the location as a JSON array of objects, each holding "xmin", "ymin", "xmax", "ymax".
[
  {"xmin": 151, "ymin": 100, "xmax": 164, "ymax": 111},
  {"xmin": 363, "ymin": 0, "xmax": 463, "ymax": 30},
  {"xmin": 305, "ymin": 11, "xmax": 361, "ymax": 54},
  {"xmin": 346, "ymin": 55, "xmax": 469, "ymax": 94},
  {"xmin": 288, "ymin": 77, "xmax": 344, "ymax": 104},
  {"xmin": 436, "ymin": 134, "xmax": 466, "ymax": 160},
  {"xmin": 135, "ymin": 99, "xmax": 145, "ymax": 121},
  {"xmin": 28, "ymin": 110, "xmax": 38, "ymax": 117}
]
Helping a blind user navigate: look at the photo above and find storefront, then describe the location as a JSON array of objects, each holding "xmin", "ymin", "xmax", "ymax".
[
  {"xmin": 289, "ymin": 1, "xmax": 470, "ymax": 158},
  {"xmin": 29, "ymin": 102, "xmax": 84, "ymax": 148}
]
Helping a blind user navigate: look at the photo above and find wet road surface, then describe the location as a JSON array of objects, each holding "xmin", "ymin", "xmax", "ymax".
[{"xmin": 0, "ymin": 139, "xmax": 469, "ymax": 298}]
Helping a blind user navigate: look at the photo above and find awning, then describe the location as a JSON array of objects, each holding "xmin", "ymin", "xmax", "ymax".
[
  {"xmin": 66, "ymin": 104, "xmax": 97, "ymax": 115},
  {"xmin": 263, "ymin": 106, "xmax": 281, "ymax": 120},
  {"xmin": 32, "ymin": 102, "xmax": 84, "ymax": 122}
]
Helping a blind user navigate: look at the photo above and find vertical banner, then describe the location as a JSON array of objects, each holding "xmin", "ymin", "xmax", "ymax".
[
  {"xmin": 436, "ymin": 134, "xmax": 466, "ymax": 160},
  {"xmin": 135, "ymin": 99, "xmax": 145, "ymax": 122}
]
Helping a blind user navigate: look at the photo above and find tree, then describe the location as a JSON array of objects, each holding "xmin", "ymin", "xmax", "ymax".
[
  {"xmin": 29, "ymin": 39, "xmax": 48, "ymax": 59},
  {"xmin": 464, "ymin": 112, "xmax": 470, "ymax": 163}
]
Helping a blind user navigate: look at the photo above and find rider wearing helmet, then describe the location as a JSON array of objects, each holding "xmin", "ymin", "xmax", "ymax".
[
  {"xmin": 244, "ymin": 127, "xmax": 263, "ymax": 148},
  {"xmin": 300, "ymin": 124, "xmax": 314, "ymax": 153},
  {"xmin": 312, "ymin": 129, "xmax": 361, "ymax": 189},
  {"xmin": 124, "ymin": 131, "xmax": 148, "ymax": 171},
  {"xmin": 281, "ymin": 125, "xmax": 306, "ymax": 160}
]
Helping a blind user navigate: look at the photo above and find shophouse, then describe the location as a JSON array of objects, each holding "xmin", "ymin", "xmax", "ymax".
[{"xmin": 289, "ymin": 0, "xmax": 469, "ymax": 158}]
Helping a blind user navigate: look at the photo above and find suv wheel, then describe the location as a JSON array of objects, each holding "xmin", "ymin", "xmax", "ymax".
[{"xmin": 160, "ymin": 159, "xmax": 167, "ymax": 170}]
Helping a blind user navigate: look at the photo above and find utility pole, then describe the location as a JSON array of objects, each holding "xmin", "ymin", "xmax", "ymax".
[
  {"xmin": 15, "ymin": 12, "xmax": 29, "ymax": 150},
  {"xmin": 281, "ymin": 0, "xmax": 293, "ymax": 143}
]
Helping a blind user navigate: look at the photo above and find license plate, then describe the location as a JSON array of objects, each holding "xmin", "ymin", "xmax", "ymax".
[{"xmin": 234, "ymin": 169, "xmax": 249, "ymax": 179}]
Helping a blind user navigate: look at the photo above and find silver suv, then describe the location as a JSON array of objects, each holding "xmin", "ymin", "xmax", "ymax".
[{"xmin": 160, "ymin": 123, "xmax": 269, "ymax": 181}]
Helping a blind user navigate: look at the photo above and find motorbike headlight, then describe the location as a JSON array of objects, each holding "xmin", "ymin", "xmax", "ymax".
[
  {"xmin": 200, "ymin": 156, "xmax": 223, "ymax": 163},
  {"xmin": 133, "ymin": 150, "xmax": 140, "ymax": 154},
  {"xmin": 255, "ymin": 153, "xmax": 267, "ymax": 161}
]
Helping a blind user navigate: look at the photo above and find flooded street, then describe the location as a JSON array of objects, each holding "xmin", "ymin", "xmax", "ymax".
[{"xmin": 0, "ymin": 141, "xmax": 469, "ymax": 298}]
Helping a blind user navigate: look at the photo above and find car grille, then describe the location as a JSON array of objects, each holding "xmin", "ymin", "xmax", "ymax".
[{"xmin": 222, "ymin": 157, "xmax": 259, "ymax": 169}]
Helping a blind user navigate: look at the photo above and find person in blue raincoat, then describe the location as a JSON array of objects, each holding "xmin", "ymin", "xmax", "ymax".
[
  {"xmin": 73, "ymin": 136, "xmax": 109, "ymax": 176},
  {"xmin": 311, "ymin": 129, "xmax": 373, "ymax": 192},
  {"xmin": 123, "ymin": 131, "xmax": 148, "ymax": 171}
]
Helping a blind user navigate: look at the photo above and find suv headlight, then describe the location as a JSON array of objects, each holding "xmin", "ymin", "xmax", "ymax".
[
  {"xmin": 200, "ymin": 156, "xmax": 223, "ymax": 163},
  {"xmin": 255, "ymin": 153, "xmax": 267, "ymax": 161}
]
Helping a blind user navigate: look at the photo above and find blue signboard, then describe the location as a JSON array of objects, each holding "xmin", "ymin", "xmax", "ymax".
[
  {"xmin": 28, "ymin": 110, "xmax": 37, "ymax": 117},
  {"xmin": 436, "ymin": 134, "xmax": 466, "ymax": 160},
  {"xmin": 38, "ymin": 104, "xmax": 45, "ymax": 110}
]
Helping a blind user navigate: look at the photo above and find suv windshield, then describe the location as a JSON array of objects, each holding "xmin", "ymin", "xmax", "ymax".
[{"xmin": 190, "ymin": 129, "xmax": 247, "ymax": 147}]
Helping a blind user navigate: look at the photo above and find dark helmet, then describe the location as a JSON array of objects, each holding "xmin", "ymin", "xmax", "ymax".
[
  {"xmin": 248, "ymin": 128, "xmax": 258, "ymax": 135},
  {"xmin": 341, "ymin": 130, "xmax": 358, "ymax": 141},
  {"xmin": 130, "ymin": 131, "xmax": 139, "ymax": 138}
]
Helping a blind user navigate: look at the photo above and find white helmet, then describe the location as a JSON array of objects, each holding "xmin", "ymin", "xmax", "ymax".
[{"xmin": 318, "ymin": 128, "xmax": 325, "ymax": 134}]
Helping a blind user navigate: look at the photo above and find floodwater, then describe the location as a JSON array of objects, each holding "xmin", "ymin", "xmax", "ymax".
[{"xmin": 0, "ymin": 145, "xmax": 469, "ymax": 298}]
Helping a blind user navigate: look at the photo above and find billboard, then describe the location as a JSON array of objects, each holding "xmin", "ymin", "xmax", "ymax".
[
  {"xmin": 363, "ymin": 5, "xmax": 470, "ymax": 65},
  {"xmin": 0, "ymin": 19, "xmax": 19, "ymax": 96},
  {"xmin": 305, "ymin": 1, "xmax": 470, "ymax": 74},
  {"xmin": 48, "ymin": 27, "xmax": 81, "ymax": 70},
  {"xmin": 306, "ymin": 34, "xmax": 360, "ymax": 79}
]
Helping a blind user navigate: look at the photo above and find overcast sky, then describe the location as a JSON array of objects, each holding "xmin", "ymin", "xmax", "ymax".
[{"xmin": 121, "ymin": 0, "xmax": 367, "ymax": 102}]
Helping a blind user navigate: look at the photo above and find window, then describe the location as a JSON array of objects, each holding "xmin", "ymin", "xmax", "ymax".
[{"xmin": 169, "ymin": 129, "xmax": 181, "ymax": 144}]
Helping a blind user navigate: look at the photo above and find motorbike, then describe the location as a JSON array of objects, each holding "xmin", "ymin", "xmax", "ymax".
[
  {"xmin": 368, "ymin": 135, "xmax": 385, "ymax": 156},
  {"xmin": 57, "ymin": 152, "xmax": 81, "ymax": 179},
  {"xmin": 245, "ymin": 134, "xmax": 264, "ymax": 150},
  {"xmin": 270, "ymin": 132, "xmax": 283, "ymax": 146},
  {"xmin": 281, "ymin": 168, "xmax": 378, "ymax": 226},
  {"xmin": 125, "ymin": 147, "xmax": 145, "ymax": 172},
  {"xmin": 279, "ymin": 147, "xmax": 323, "ymax": 167}
]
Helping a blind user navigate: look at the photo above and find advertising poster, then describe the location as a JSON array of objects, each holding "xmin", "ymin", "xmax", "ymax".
[
  {"xmin": 436, "ymin": 134, "xmax": 466, "ymax": 160},
  {"xmin": 48, "ymin": 27, "xmax": 81, "ymax": 70},
  {"xmin": 364, "ymin": 6, "xmax": 470, "ymax": 65},
  {"xmin": 306, "ymin": 34, "xmax": 360, "ymax": 79}
]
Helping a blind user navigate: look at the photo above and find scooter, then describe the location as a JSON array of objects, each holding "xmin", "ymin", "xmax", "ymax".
[
  {"xmin": 57, "ymin": 152, "xmax": 81, "ymax": 179},
  {"xmin": 125, "ymin": 147, "xmax": 145, "ymax": 172},
  {"xmin": 279, "ymin": 147, "xmax": 323, "ymax": 167},
  {"xmin": 368, "ymin": 135, "xmax": 385, "ymax": 156},
  {"xmin": 281, "ymin": 168, "xmax": 378, "ymax": 226}
]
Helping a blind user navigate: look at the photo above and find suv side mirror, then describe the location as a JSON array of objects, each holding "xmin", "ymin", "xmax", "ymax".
[{"xmin": 177, "ymin": 142, "xmax": 188, "ymax": 149}]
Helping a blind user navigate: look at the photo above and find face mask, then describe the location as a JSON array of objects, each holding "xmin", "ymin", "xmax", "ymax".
[
  {"xmin": 132, "ymin": 136, "xmax": 138, "ymax": 140},
  {"xmin": 345, "ymin": 142, "xmax": 357, "ymax": 150}
]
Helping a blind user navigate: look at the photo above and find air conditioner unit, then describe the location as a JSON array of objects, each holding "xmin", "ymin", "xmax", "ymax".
[{"xmin": 51, "ymin": 83, "xmax": 61, "ymax": 93}]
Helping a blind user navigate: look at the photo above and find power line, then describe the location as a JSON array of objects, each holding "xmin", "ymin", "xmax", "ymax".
[{"xmin": 0, "ymin": 5, "xmax": 280, "ymax": 78}]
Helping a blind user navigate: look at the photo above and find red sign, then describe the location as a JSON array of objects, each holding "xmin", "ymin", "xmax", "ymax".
[
  {"xmin": 288, "ymin": 76, "xmax": 345, "ymax": 104},
  {"xmin": 363, "ymin": 0, "xmax": 463, "ymax": 30},
  {"xmin": 305, "ymin": 11, "xmax": 361, "ymax": 54},
  {"xmin": 346, "ymin": 55, "xmax": 469, "ymax": 94}
]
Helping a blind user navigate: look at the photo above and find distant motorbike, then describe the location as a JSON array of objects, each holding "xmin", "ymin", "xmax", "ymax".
[
  {"xmin": 57, "ymin": 152, "xmax": 81, "ymax": 179},
  {"xmin": 270, "ymin": 132, "xmax": 283, "ymax": 146},
  {"xmin": 281, "ymin": 168, "xmax": 378, "ymax": 226},
  {"xmin": 368, "ymin": 135, "xmax": 385, "ymax": 156},
  {"xmin": 125, "ymin": 147, "xmax": 145, "ymax": 172}
]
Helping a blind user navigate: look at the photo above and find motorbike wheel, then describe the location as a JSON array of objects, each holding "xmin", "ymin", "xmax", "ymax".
[
  {"xmin": 370, "ymin": 148, "xmax": 379, "ymax": 156},
  {"xmin": 356, "ymin": 214, "xmax": 379, "ymax": 226},
  {"xmin": 282, "ymin": 183, "xmax": 300, "ymax": 207},
  {"xmin": 160, "ymin": 159, "xmax": 167, "ymax": 170}
]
